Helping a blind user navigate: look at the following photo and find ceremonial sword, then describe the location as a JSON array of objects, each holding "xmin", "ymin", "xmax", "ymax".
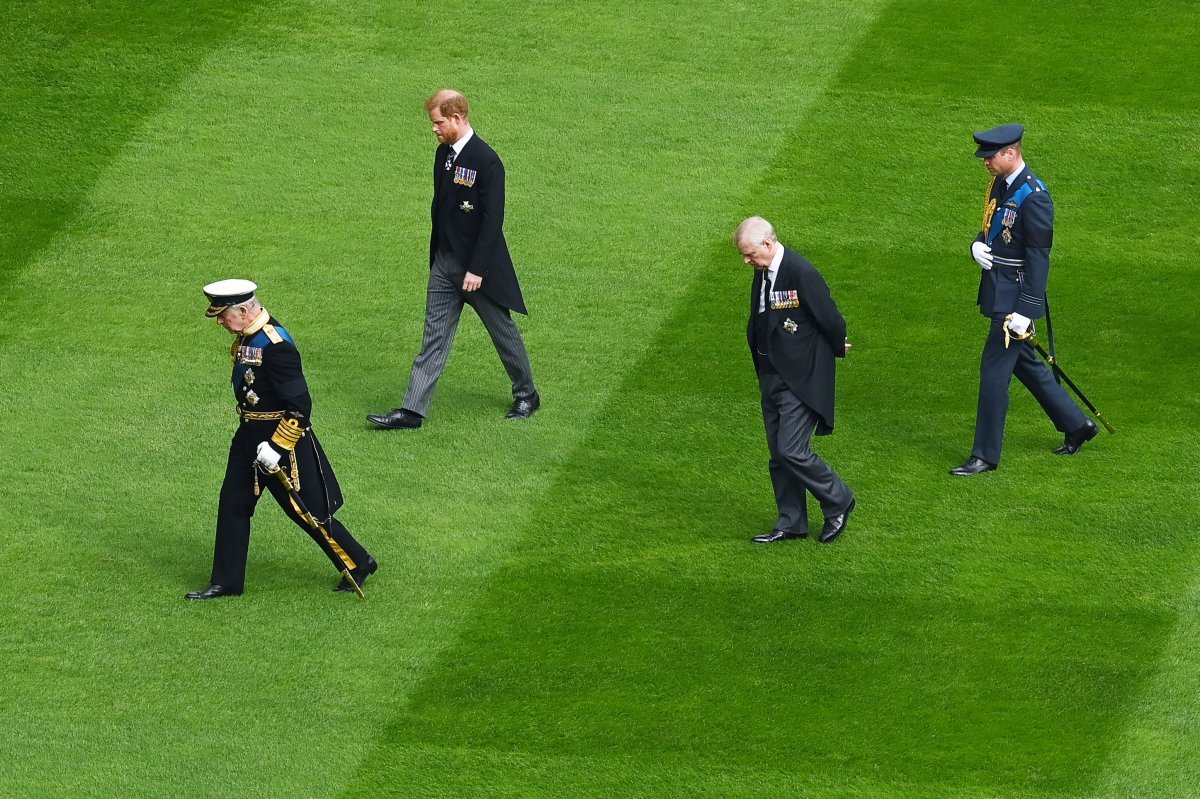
[
  {"xmin": 1004, "ymin": 318, "xmax": 1115, "ymax": 434},
  {"xmin": 261, "ymin": 464, "xmax": 365, "ymax": 598}
]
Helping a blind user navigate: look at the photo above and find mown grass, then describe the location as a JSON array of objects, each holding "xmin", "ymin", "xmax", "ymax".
[{"xmin": 1, "ymin": 1, "xmax": 1197, "ymax": 797}]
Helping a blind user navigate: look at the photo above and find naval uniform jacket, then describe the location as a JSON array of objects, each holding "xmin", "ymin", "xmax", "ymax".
[
  {"xmin": 746, "ymin": 247, "xmax": 848, "ymax": 435},
  {"xmin": 431, "ymin": 133, "xmax": 527, "ymax": 314},
  {"xmin": 230, "ymin": 311, "xmax": 343, "ymax": 513},
  {"xmin": 973, "ymin": 165, "xmax": 1053, "ymax": 320}
]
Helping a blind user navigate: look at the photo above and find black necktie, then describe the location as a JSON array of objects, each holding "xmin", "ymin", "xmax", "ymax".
[{"xmin": 754, "ymin": 271, "xmax": 772, "ymax": 355}]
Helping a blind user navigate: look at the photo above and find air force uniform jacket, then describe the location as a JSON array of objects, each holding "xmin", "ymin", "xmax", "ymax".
[{"xmin": 974, "ymin": 165, "xmax": 1053, "ymax": 320}]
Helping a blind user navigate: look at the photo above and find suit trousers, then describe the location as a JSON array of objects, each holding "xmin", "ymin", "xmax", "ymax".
[
  {"xmin": 971, "ymin": 316, "xmax": 1088, "ymax": 465},
  {"xmin": 759, "ymin": 371, "xmax": 854, "ymax": 534},
  {"xmin": 402, "ymin": 249, "xmax": 536, "ymax": 416},
  {"xmin": 211, "ymin": 424, "xmax": 370, "ymax": 591}
]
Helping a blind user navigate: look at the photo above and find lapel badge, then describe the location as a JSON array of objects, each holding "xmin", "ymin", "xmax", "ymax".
[
  {"xmin": 459, "ymin": 201, "xmax": 474, "ymax": 213},
  {"xmin": 244, "ymin": 368, "xmax": 255, "ymax": 385},
  {"xmin": 783, "ymin": 318, "xmax": 798, "ymax": 334},
  {"xmin": 1002, "ymin": 229, "xmax": 1013, "ymax": 244}
]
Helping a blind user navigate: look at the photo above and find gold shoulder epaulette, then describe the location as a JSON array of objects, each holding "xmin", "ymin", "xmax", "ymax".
[{"xmin": 262, "ymin": 324, "xmax": 284, "ymax": 344}]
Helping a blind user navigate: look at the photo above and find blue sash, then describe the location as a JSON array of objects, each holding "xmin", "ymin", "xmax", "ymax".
[{"xmin": 987, "ymin": 179, "xmax": 1048, "ymax": 245}]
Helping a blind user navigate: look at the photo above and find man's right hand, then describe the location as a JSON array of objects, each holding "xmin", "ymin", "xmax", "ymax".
[{"xmin": 971, "ymin": 241, "xmax": 993, "ymax": 270}]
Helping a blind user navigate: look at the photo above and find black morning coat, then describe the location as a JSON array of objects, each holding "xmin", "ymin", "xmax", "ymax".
[
  {"xmin": 747, "ymin": 247, "xmax": 848, "ymax": 435},
  {"xmin": 431, "ymin": 133, "xmax": 528, "ymax": 315}
]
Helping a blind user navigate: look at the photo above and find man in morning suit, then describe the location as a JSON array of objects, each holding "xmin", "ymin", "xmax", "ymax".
[
  {"xmin": 736, "ymin": 217, "xmax": 856, "ymax": 544},
  {"xmin": 187, "ymin": 279, "xmax": 377, "ymax": 599},
  {"xmin": 368, "ymin": 89, "xmax": 539, "ymax": 430},
  {"xmin": 950, "ymin": 123, "xmax": 1097, "ymax": 476}
]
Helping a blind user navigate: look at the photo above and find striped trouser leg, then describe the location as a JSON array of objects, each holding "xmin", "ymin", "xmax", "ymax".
[
  {"xmin": 401, "ymin": 254, "xmax": 466, "ymax": 416},
  {"xmin": 467, "ymin": 291, "xmax": 537, "ymax": 400}
]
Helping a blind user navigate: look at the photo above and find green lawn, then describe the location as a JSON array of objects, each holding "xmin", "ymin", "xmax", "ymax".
[{"xmin": 2, "ymin": 1, "xmax": 1197, "ymax": 797}]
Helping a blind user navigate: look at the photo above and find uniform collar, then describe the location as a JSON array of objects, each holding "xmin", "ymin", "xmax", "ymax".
[
  {"xmin": 1005, "ymin": 160, "xmax": 1027, "ymax": 187},
  {"xmin": 241, "ymin": 308, "xmax": 270, "ymax": 336}
]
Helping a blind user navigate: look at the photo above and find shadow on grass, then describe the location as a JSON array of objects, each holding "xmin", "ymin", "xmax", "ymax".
[
  {"xmin": 0, "ymin": 1, "xmax": 266, "ymax": 312},
  {"xmin": 338, "ymin": 234, "xmax": 1174, "ymax": 798}
]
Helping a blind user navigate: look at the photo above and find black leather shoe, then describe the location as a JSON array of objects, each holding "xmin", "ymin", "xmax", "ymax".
[
  {"xmin": 949, "ymin": 456, "xmax": 996, "ymax": 476},
  {"xmin": 819, "ymin": 498, "xmax": 855, "ymax": 543},
  {"xmin": 751, "ymin": 529, "xmax": 807, "ymax": 543},
  {"xmin": 505, "ymin": 393, "xmax": 540, "ymax": 420},
  {"xmin": 335, "ymin": 557, "xmax": 378, "ymax": 593},
  {"xmin": 1054, "ymin": 419, "xmax": 1098, "ymax": 455},
  {"xmin": 367, "ymin": 408, "xmax": 423, "ymax": 429},
  {"xmin": 185, "ymin": 584, "xmax": 242, "ymax": 600}
]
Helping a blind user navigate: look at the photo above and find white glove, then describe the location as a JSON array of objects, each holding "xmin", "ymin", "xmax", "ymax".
[
  {"xmin": 255, "ymin": 441, "xmax": 282, "ymax": 471},
  {"xmin": 1006, "ymin": 312, "xmax": 1031, "ymax": 336},
  {"xmin": 971, "ymin": 241, "xmax": 993, "ymax": 270}
]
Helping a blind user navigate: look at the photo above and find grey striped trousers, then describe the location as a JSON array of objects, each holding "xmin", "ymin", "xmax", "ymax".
[{"xmin": 401, "ymin": 249, "xmax": 536, "ymax": 416}]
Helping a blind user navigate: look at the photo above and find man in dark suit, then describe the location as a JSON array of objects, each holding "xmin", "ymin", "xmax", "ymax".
[
  {"xmin": 187, "ymin": 279, "xmax": 378, "ymax": 599},
  {"xmin": 736, "ymin": 217, "xmax": 855, "ymax": 544},
  {"xmin": 950, "ymin": 123, "xmax": 1097, "ymax": 476},
  {"xmin": 369, "ymin": 89, "xmax": 539, "ymax": 430}
]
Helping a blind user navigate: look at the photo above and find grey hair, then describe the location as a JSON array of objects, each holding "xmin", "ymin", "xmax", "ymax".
[
  {"xmin": 734, "ymin": 216, "xmax": 778, "ymax": 248},
  {"xmin": 227, "ymin": 296, "xmax": 261, "ymax": 315}
]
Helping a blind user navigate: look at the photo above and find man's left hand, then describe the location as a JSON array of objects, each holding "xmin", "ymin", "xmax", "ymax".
[
  {"xmin": 1006, "ymin": 312, "xmax": 1032, "ymax": 336},
  {"xmin": 462, "ymin": 272, "xmax": 483, "ymax": 292},
  {"xmin": 255, "ymin": 441, "xmax": 282, "ymax": 471}
]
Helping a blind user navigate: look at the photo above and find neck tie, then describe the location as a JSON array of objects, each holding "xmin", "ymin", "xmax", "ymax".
[{"xmin": 754, "ymin": 271, "xmax": 771, "ymax": 356}]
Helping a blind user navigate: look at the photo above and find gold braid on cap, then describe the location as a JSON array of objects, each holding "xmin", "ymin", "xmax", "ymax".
[{"xmin": 270, "ymin": 418, "xmax": 306, "ymax": 451}]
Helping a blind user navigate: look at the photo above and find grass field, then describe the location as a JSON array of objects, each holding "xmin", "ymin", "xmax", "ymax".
[{"xmin": 2, "ymin": 1, "xmax": 1198, "ymax": 797}]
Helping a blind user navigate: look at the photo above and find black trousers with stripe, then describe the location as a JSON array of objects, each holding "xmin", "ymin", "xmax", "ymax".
[
  {"xmin": 971, "ymin": 316, "xmax": 1088, "ymax": 465},
  {"xmin": 209, "ymin": 422, "xmax": 371, "ymax": 592}
]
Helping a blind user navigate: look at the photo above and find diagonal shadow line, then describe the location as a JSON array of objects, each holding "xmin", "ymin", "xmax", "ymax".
[
  {"xmin": 0, "ymin": 2, "xmax": 270, "ymax": 335},
  {"xmin": 332, "ymin": 19, "xmax": 907, "ymax": 799},
  {"xmin": 333, "ymin": 2, "xmax": 1194, "ymax": 795}
]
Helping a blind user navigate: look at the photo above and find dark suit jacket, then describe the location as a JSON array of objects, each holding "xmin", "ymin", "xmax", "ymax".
[
  {"xmin": 431, "ymin": 133, "xmax": 527, "ymax": 314},
  {"xmin": 747, "ymin": 247, "xmax": 847, "ymax": 434},
  {"xmin": 973, "ymin": 164, "xmax": 1053, "ymax": 320}
]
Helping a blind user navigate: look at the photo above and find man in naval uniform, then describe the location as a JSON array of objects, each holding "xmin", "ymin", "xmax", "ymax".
[
  {"xmin": 950, "ymin": 124, "xmax": 1098, "ymax": 476},
  {"xmin": 186, "ymin": 279, "xmax": 377, "ymax": 599},
  {"xmin": 368, "ymin": 88, "xmax": 539, "ymax": 430},
  {"xmin": 736, "ymin": 216, "xmax": 856, "ymax": 544}
]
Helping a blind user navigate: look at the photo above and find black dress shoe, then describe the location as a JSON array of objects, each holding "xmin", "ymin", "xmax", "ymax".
[
  {"xmin": 1054, "ymin": 419, "xmax": 1098, "ymax": 455},
  {"xmin": 367, "ymin": 408, "xmax": 423, "ymax": 429},
  {"xmin": 335, "ymin": 557, "xmax": 378, "ymax": 593},
  {"xmin": 505, "ymin": 393, "xmax": 540, "ymax": 420},
  {"xmin": 819, "ymin": 498, "xmax": 855, "ymax": 543},
  {"xmin": 185, "ymin": 584, "xmax": 242, "ymax": 600},
  {"xmin": 751, "ymin": 529, "xmax": 807, "ymax": 543},
  {"xmin": 949, "ymin": 456, "xmax": 996, "ymax": 476}
]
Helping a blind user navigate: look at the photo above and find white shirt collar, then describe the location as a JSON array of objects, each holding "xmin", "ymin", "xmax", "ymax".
[
  {"xmin": 450, "ymin": 128, "xmax": 474, "ymax": 156},
  {"xmin": 1006, "ymin": 160, "xmax": 1026, "ymax": 187},
  {"xmin": 766, "ymin": 242, "xmax": 784, "ymax": 282}
]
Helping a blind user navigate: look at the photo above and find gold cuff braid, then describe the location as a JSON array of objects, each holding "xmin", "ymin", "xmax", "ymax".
[{"xmin": 270, "ymin": 418, "xmax": 305, "ymax": 451}]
